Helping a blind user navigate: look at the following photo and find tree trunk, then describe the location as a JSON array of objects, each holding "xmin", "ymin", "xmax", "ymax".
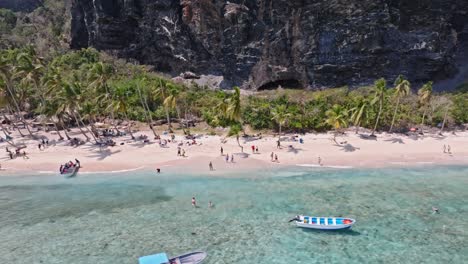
[
  {"xmin": 76, "ymin": 111, "xmax": 98, "ymax": 143},
  {"xmin": 124, "ymin": 112, "xmax": 135, "ymax": 139},
  {"xmin": 71, "ymin": 111, "xmax": 90, "ymax": 141},
  {"xmin": 4, "ymin": 80, "xmax": 34, "ymax": 138},
  {"xmin": 439, "ymin": 107, "xmax": 449, "ymax": 135},
  {"xmin": 371, "ymin": 101, "xmax": 383, "ymax": 136},
  {"xmin": 165, "ymin": 107, "xmax": 173, "ymax": 132},
  {"xmin": 136, "ymin": 86, "xmax": 158, "ymax": 138},
  {"xmin": 236, "ymin": 134, "xmax": 243, "ymax": 153},
  {"xmin": 333, "ymin": 132, "xmax": 339, "ymax": 144},
  {"xmin": 53, "ymin": 121, "xmax": 64, "ymax": 140},
  {"xmin": 420, "ymin": 108, "xmax": 427, "ymax": 134},
  {"xmin": 60, "ymin": 118, "xmax": 72, "ymax": 140},
  {"xmin": 355, "ymin": 121, "xmax": 361, "ymax": 134},
  {"xmin": 389, "ymin": 97, "xmax": 400, "ymax": 133}
]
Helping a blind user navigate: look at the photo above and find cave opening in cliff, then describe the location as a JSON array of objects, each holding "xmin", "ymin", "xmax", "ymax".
[{"xmin": 258, "ymin": 79, "xmax": 302, "ymax": 90}]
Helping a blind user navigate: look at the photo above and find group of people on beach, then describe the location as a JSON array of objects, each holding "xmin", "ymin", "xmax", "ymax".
[
  {"xmin": 177, "ymin": 147, "xmax": 186, "ymax": 157},
  {"xmin": 5, "ymin": 147, "xmax": 28, "ymax": 160},
  {"xmin": 250, "ymin": 145, "xmax": 259, "ymax": 153},
  {"xmin": 270, "ymin": 152, "xmax": 279, "ymax": 162},
  {"xmin": 443, "ymin": 144, "xmax": 452, "ymax": 154},
  {"xmin": 38, "ymin": 139, "xmax": 49, "ymax": 150}
]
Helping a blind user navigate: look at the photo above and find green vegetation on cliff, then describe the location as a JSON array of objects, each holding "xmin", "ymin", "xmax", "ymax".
[{"xmin": 0, "ymin": 45, "xmax": 467, "ymax": 144}]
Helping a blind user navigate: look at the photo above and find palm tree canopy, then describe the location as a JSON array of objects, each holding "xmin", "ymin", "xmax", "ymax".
[
  {"xmin": 418, "ymin": 81, "xmax": 433, "ymax": 105},
  {"xmin": 325, "ymin": 104, "xmax": 348, "ymax": 130},
  {"xmin": 394, "ymin": 75, "xmax": 411, "ymax": 97},
  {"xmin": 271, "ymin": 104, "xmax": 292, "ymax": 127},
  {"xmin": 226, "ymin": 86, "xmax": 242, "ymax": 122},
  {"xmin": 371, "ymin": 78, "xmax": 387, "ymax": 105},
  {"xmin": 350, "ymin": 98, "xmax": 370, "ymax": 126}
]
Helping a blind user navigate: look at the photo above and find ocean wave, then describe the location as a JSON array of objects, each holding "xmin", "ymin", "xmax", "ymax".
[
  {"xmin": 296, "ymin": 164, "xmax": 353, "ymax": 169},
  {"xmin": 79, "ymin": 166, "xmax": 146, "ymax": 174}
]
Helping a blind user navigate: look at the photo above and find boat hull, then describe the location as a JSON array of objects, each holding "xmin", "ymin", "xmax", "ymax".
[
  {"xmin": 293, "ymin": 215, "xmax": 355, "ymax": 230},
  {"xmin": 295, "ymin": 222, "xmax": 353, "ymax": 230},
  {"xmin": 61, "ymin": 165, "xmax": 80, "ymax": 178},
  {"xmin": 172, "ymin": 251, "xmax": 207, "ymax": 264}
]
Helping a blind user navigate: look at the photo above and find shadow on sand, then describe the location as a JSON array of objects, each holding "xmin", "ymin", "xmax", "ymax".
[{"xmin": 384, "ymin": 138, "xmax": 405, "ymax": 144}]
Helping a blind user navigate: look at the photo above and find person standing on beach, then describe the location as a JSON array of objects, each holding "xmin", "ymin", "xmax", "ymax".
[
  {"xmin": 226, "ymin": 154, "xmax": 229, "ymax": 163},
  {"xmin": 209, "ymin": 162, "xmax": 214, "ymax": 171},
  {"xmin": 318, "ymin": 156, "xmax": 322, "ymax": 166},
  {"xmin": 443, "ymin": 145, "xmax": 446, "ymax": 153},
  {"xmin": 231, "ymin": 154, "xmax": 234, "ymax": 163},
  {"xmin": 277, "ymin": 140, "xmax": 281, "ymax": 149},
  {"xmin": 270, "ymin": 152, "xmax": 274, "ymax": 161},
  {"xmin": 447, "ymin": 145, "xmax": 451, "ymax": 154},
  {"xmin": 274, "ymin": 154, "xmax": 278, "ymax": 162},
  {"xmin": 220, "ymin": 147, "xmax": 224, "ymax": 156},
  {"xmin": 192, "ymin": 197, "xmax": 197, "ymax": 207},
  {"xmin": 251, "ymin": 145, "xmax": 255, "ymax": 153},
  {"xmin": 255, "ymin": 146, "xmax": 259, "ymax": 153}
]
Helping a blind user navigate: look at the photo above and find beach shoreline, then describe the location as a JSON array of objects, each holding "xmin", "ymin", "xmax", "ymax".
[{"xmin": 1, "ymin": 128, "xmax": 467, "ymax": 176}]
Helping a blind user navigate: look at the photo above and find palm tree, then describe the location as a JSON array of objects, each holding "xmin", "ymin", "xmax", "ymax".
[
  {"xmin": 437, "ymin": 97, "xmax": 452, "ymax": 135},
  {"xmin": 418, "ymin": 81, "xmax": 433, "ymax": 133},
  {"xmin": 89, "ymin": 62, "xmax": 117, "ymax": 131},
  {"xmin": 156, "ymin": 80, "xmax": 181, "ymax": 132},
  {"xmin": 217, "ymin": 87, "xmax": 244, "ymax": 152},
  {"xmin": 112, "ymin": 83, "xmax": 135, "ymax": 139},
  {"xmin": 226, "ymin": 86, "xmax": 242, "ymax": 122},
  {"xmin": 325, "ymin": 104, "xmax": 348, "ymax": 144},
  {"xmin": 389, "ymin": 75, "xmax": 410, "ymax": 133},
  {"xmin": 136, "ymin": 78, "xmax": 158, "ymax": 138},
  {"xmin": 350, "ymin": 97, "xmax": 370, "ymax": 134},
  {"xmin": 0, "ymin": 49, "xmax": 35, "ymax": 137},
  {"xmin": 271, "ymin": 104, "xmax": 292, "ymax": 140},
  {"xmin": 16, "ymin": 47, "xmax": 48, "ymax": 131},
  {"xmin": 371, "ymin": 78, "xmax": 387, "ymax": 136}
]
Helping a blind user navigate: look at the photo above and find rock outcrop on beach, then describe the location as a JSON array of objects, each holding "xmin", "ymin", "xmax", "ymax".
[{"xmin": 70, "ymin": 0, "xmax": 468, "ymax": 90}]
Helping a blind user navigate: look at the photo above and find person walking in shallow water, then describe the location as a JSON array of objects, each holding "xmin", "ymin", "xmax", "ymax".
[{"xmin": 192, "ymin": 197, "xmax": 197, "ymax": 208}]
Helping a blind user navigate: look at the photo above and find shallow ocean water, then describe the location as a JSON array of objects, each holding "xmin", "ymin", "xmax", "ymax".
[{"xmin": 1, "ymin": 166, "xmax": 467, "ymax": 264}]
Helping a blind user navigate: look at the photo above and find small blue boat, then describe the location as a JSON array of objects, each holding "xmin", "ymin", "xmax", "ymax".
[
  {"xmin": 290, "ymin": 215, "xmax": 356, "ymax": 230},
  {"xmin": 139, "ymin": 251, "xmax": 206, "ymax": 264}
]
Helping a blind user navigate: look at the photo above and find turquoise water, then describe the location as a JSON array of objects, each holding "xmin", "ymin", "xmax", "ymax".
[{"xmin": 1, "ymin": 166, "xmax": 467, "ymax": 264}]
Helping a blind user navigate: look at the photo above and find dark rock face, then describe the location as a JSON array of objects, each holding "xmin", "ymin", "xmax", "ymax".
[
  {"xmin": 0, "ymin": 0, "xmax": 43, "ymax": 12},
  {"xmin": 71, "ymin": 0, "xmax": 468, "ymax": 89}
]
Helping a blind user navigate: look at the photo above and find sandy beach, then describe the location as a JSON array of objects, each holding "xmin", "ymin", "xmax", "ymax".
[{"xmin": 1, "ymin": 126, "xmax": 467, "ymax": 176}]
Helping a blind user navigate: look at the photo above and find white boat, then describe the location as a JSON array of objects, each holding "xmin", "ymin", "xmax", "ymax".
[
  {"xmin": 60, "ymin": 164, "xmax": 80, "ymax": 178},
  {"xmin": 139, "ymin": 251, "xmax": 207, "ymax": 264},
  {"xmin": 290, "ymin": 215, "xmax": 356, "ymax": 230}
]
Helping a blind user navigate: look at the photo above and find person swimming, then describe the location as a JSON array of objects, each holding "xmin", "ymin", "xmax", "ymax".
[{"xmin": 192, "ymin": 197, "xmax": 197, "ymax": 207}]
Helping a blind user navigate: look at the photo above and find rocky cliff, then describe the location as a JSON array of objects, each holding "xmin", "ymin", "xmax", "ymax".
[
  {"xmin": 70, "ymin": 0, "xmax": 468, "ymax": 90},
  {"xmin": 0, "ymin": 0, "xmax": 43, "ymax": 12}
]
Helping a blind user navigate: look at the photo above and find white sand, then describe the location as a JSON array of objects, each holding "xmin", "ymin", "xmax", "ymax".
[{"xmin": 1, "ymin": 127, "xmax": 467, "ymax": 175}]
